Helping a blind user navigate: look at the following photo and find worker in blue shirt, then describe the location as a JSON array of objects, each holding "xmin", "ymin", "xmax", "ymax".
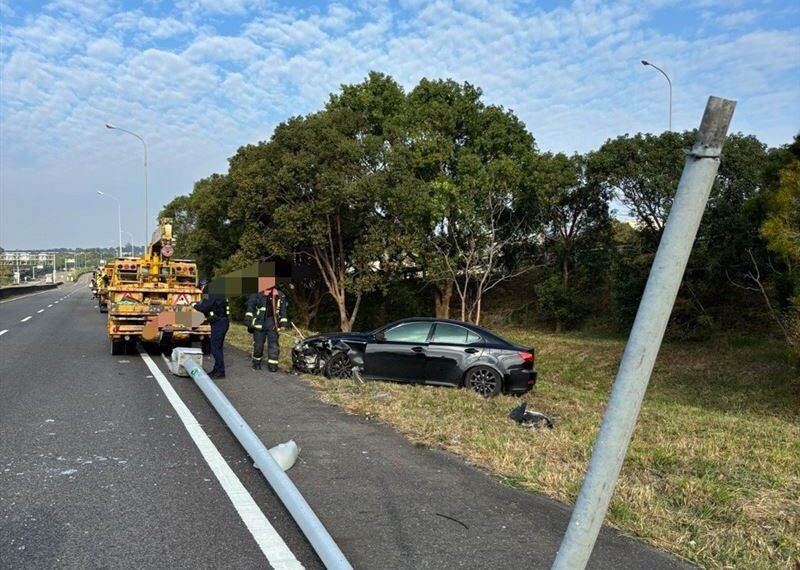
[{"xmin": 194, "ymin": 278, "xmax": 230, "ymax": 378}]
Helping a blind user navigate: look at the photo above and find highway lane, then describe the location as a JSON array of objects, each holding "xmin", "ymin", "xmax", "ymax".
[
  {"xmin": 2, "ymin": 278, "xmax": 696, "ymax": 569},
  {"xmin": 0, "ymin": 284, "xmax": 83, "ymax": 336},
  {"xmin": 0, "ymin": 279, "xmax": 322, "ymax": 570}
]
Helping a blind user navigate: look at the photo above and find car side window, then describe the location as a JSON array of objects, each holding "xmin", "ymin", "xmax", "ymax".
[
  {"xmin": 383, "ymin": 322, "xmax": 432, "ymax": 343},
  {"xmin": 431, "ymin": 323, "xmax": 474, "ymax": 345},
  {"xmin": 466, "ymin": 330, "xmax": 482, "ymax": 344}
]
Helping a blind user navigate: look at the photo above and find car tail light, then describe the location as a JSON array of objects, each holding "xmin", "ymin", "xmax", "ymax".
[{"xmin": 518, "ymin": 351, "xmax": 535, "ymax": 364}]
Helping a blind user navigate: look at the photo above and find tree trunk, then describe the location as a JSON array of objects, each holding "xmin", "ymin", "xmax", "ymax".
[
  {"xmin": 555, "ymin": 319, "xmax": 562, "ymax": 334},
  {"xmin": 434, "ymin": 282, "xmax": 453, "ymax": 318},
  {"xmin": 336, "ymin": 294, "xmax": 351, "ymax": 332}
]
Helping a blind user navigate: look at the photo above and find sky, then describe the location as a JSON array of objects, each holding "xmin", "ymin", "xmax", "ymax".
[{"xmin": 1, "ymin": 0, "xmax": 798, "ymax": 250}]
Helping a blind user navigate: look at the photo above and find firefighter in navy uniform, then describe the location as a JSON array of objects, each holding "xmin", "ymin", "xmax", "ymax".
[
  {"xmin": 244, "ymin": 278, "xmax": 288, "ymax": 372},
  {"xmin": 193, "ymin": 278, "xmax": 230, "ymax": 378}
]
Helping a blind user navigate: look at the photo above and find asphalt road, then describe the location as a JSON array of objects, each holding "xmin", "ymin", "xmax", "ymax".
[{"xmin": 1, "ymin": 278, "xmax": 695, "ymax": 569}]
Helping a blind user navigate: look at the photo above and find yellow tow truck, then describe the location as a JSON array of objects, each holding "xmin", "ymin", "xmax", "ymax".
[
  {"xmin": 92, "ymin": 261, "xmax": 117, "ymax": 313},
  {"xmin": 105, "ymin": 218, "xmax": 211, "ymax": 355}
]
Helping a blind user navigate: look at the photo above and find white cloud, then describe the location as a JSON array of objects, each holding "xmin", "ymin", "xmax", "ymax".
[
  {"xmin": 86, "ymin": 37, "xmax": 123, "ymax": 60},
  {"xmin": 0, "ymin": 0, "xmax": 798, "ymax": 248},
  {"xmin": 717, "ymin": 9, "xmax": 760, "ymax": 28},
  {"xmin": 183, "ymin": 35, "xmax": 265, "ymax": 63}
]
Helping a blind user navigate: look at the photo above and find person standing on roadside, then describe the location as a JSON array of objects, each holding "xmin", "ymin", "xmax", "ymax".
[
  {"xmin": 244, "ymin": 275, "xmax": 289, "ymax": 372},
  {"xmin": 194, "ymin": 277, "xmax": 230, "ymax": 378}
]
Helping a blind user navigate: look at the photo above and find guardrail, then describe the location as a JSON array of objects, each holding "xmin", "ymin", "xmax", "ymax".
[{"xmin": 0, "ymin": 283, "xmax": 61, "ymax": 300}]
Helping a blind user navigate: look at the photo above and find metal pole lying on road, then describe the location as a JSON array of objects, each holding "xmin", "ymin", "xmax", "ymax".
[
  {"xmin": 181, "ymin": 357, "xmax": 354, "ymax": 570},
  {"xmin": 551, "ymin": 96, "xmax": 736, "ymax": 570}
]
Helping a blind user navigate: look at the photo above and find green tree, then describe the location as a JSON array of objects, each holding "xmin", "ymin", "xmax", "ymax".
[
  {"xmin": 390, "ymin": 79, "xmax": 538, "ymax": 322},
  {"xmin": 244, "ymin": 74, "xmax": 405, "ymax": 331},
  {"xmin": 160, "ymin": 174, "xmax": 241, "ymax": 278},
  {"xmin": 762, "ymin": 154, "xmax": 800, "ymax": 360},
  {"xmin": 532, "ymin": 153, "xmax": 611, "ymax": 331}
]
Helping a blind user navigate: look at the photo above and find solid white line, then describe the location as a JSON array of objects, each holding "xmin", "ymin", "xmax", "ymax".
[
  {"xmin": 37, "ymin": 309, "xmax": 45, "ymax": 313},
  {"xmin": 0, "ymin": 330, "xmax": 7, "ymax": 336},
  {"xmin": 138, "ymin": 350, "xmax": 303, "ymax": 570},
  {"xmin": 20, "ymin": 316, "xmax": 32, "ymax": 322}
]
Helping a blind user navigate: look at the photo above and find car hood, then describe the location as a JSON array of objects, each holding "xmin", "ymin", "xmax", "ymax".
[{"xmin": 300, "ymin": 331, "xmax": 373, "ymax": 344}]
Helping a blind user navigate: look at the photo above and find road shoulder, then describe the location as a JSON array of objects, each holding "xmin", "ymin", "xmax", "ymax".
[{"xmin": 186, "ymin": 346, "xmax": 694, "ymax": 570}]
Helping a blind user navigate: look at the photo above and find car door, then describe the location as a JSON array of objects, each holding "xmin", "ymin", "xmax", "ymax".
[
  {"xmin": 363, "ymin": 321, "xmax": 432, "ymax": 383},
  {"xmin": 424, "ymin": 323, "xmax": 484, "ymax": 386}
]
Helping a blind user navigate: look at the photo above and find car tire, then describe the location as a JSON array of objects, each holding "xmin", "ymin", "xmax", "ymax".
[
  {"xmin": 465, "ymin": 365, "xmax": 502, "ymax": 398},
  {"xmin": 323, "ymin": 352, "xmax": 354, "ymax": 380}
]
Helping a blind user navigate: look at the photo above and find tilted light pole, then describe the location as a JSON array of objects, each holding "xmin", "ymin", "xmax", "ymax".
[
  {"xmin": 641, "ymin": 60, "xmax": 672, "ymax": 131},
  {"xmin": 97, "ymin": 191, "xmax": 123, "ymax": 257},
  {"xmin": 550, "ymin": 96, "xmax": 736, "ymax": 570},
  {"xmin": 105, "ymin": 123, "xmax": 149, "ymax": 251}
]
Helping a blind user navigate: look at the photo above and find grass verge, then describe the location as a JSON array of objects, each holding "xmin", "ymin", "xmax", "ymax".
[{"xmin": 227, "ymin": 323, "xmax": 799, "ymax": 570}]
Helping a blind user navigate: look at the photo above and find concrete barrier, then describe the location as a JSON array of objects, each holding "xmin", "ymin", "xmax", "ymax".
[{"xmin": 0, "ymin": 283, "xmax": 61, "ymax": 300}]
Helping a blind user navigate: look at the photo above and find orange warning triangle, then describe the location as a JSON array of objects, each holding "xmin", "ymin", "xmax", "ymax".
[{"xmin": 173, "ymin": 293, "xmax": 191, "ymax": 306}]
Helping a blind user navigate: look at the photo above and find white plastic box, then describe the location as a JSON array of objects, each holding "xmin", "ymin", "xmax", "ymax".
[{"xmin": 169, "ymin": 347, "xmax": 204, "ymax": 377}]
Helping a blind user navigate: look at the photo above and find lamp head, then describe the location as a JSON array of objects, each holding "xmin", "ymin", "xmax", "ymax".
[
  {"xmin": 97, "ymin": 191, "xmax": 104, "ymax": 196},
  {"xmin": 105, "ymin": 123, "xmax": 116, "ymax": 129}
]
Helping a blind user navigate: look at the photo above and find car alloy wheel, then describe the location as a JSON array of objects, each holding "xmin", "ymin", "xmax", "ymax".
[
  {"xmin": 324, "ymin": 352, "xmax": 353, "ymax": 380},
  {"xmin": 467, "ymin": 366, "xmax": 501, "ymax": 397}
]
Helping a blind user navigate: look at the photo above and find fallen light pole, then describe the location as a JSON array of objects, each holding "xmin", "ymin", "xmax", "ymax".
[
  {"xmin": 551, "ymin": 96, "xmax": 736, "ymax": 570},
  {"xmin": 179, "ymin": 354, "xmax": 354, "ymax": 570}
]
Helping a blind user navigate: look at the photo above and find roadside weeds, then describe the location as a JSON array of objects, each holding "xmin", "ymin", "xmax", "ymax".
[{"xmin": 227, "ymin": 323, "xmax": 800, "ymax": 570}]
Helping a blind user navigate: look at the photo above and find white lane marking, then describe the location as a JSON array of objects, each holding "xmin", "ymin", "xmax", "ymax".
[
  {"xmin": 48, "ymin": 304, "xmax": 53, "ymax": 308},
  {"xmin": 37, "ymin": 309, "xmax": 45, "ymax": 313},
  {"xmin": 138, "ymin": 351, "xmax": 303, "ymax": 570},
  {"xmin": 0, "ymin": 330, "xmax": 7, "ymax": 336},
  {"xmin": 54, "ymin": 301, "xmax": 59, "ymax": 304},
  {"xmin": 20, "ymin": 316, "xmax": 32, "ymax": 322}
]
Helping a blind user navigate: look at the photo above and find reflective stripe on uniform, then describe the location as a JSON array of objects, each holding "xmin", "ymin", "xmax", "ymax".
[
  {"xmin": 245, "ymin": 311, "xmax": 254, "ymax": 317},
  {"xmin": 267, "ymin": 359, "xmax": 279, "ymax": 364}
]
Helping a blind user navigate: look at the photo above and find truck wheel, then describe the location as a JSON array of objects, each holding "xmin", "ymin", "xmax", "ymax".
[
  {"xmin": 111, "ymin": 340, "xmax": 125, "ymax": 356},
  {"xmin": 125, "ymin": 340, "xmax": 138, "ymax": 355},
  {"xmin": 99, "ymin": 302, "xmax": 108, "ymax": 314}
]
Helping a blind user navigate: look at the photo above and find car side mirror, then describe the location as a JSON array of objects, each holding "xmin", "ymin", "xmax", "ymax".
[{"xmin": 374, "ymin": 331, "xmax": 385, "ymax": 342}]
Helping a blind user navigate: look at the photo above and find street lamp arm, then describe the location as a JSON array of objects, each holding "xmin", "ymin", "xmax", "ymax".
[
  {"xmin": 642, "ymin": 61, "xmax": 672, "ymax": 88},
  {"xmin": 105, "ymin": 123, "xmax": 149, "ymax": 251},
  {"xmin": 641, "ymin": 59, "xmax": 673, "ymax": 131},
  {"xmin": 106, "ymin": 124, "xmax": 147, "ymax": 165}
]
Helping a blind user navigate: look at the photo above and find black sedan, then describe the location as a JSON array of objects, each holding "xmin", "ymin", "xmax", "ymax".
[{"xmin": 291, "ymin": 318, "xmax": 537, "ymax": 397}]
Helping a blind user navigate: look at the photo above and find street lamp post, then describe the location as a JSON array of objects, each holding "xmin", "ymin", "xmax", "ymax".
[
  {"xmin": 97, "ymin": 191, "xmax": 123, "ymax": 257},
  {"xmin": 105, "ymin": 123, "xmax": 148, "ymax": 252},
  {"xmin": 641, "ymin": 60, "xmax": 672, "ymax": 131}
]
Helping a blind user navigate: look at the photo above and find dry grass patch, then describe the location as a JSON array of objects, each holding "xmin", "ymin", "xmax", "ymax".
[{"xmin": 227, "ymin": 324, "xmax": 800, "ymax": 570}]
